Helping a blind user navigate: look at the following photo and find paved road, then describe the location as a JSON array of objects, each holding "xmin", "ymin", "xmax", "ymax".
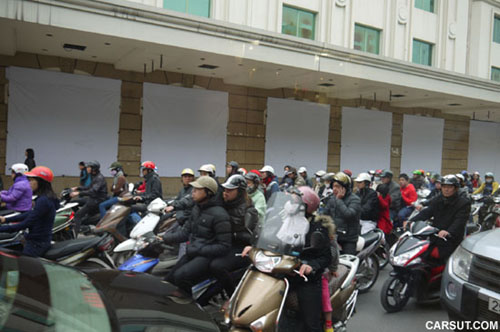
[{"xmin": 348, "ymin": 268, "xmax": 448, "ymax": 332}]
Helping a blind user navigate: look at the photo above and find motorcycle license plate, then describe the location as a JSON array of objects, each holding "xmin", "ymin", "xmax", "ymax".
[{"xmin": 489, "ymin": 297, "xmax": 500, "ymax": 314}]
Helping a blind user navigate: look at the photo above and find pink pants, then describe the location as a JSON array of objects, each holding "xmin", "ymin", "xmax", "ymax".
[{"xmin": 321, "ymin": 274, "xmax": 332, "ymax": 312}]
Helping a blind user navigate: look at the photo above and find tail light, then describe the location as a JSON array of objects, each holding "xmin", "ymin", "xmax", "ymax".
[
  {"xmin": 98, "ymin": 237, "xmax": 114, "ymax": 252},
  {"xmin": 69, "ymin": 211, "xmax": 75, "ymax": 220},
  {"xmin": 495, "ymin": 216, "xmax": 500, "ymax": 229}
]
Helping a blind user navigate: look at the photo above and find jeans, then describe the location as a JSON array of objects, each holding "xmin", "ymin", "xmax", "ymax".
[
  {"xmin": 129, "ymin": 212, "xmax": 142, "ymax": 224},
  {"xmin": 397, "ymin": 206, "xmax": 415, "ymax": 227},
  {"xmin": 99, "ymin": 196, "xmax": 119, "ymax": 217}
]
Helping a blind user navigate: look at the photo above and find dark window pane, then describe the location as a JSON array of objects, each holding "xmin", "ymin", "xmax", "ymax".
[
  {"xmin": 282, "ymin": 6, "xmax": 315, "ymax": 40},
  {"xmin": 494, "ymin": 16, "xmax": 500, "ymax": 43},
  {"xmin": 354, "ymin": 24, "xmax": 380, "ymax": 55},
  {"xmin": 492, "ymin": 67, "xmax": 500, "ymax": 82}
]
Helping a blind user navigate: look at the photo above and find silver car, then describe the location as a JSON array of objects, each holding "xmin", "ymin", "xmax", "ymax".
[{"xmin": 441, "ymin": 228, "xmax": 500, "ymax": 323}]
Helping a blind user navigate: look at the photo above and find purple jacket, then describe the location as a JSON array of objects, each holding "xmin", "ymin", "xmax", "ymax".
[{"xmin": 0, "ymin": 175, "xmax": 33, "ymax": 212}]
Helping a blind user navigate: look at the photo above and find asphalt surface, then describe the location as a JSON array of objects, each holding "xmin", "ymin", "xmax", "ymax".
[{"xmin": 348, "ymin": 267, "xmax": 448, "ymax": 332}]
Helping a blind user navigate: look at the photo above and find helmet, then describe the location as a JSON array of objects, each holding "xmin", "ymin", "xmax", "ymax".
[
  {"xmin": 222, "ymin": 174, "xmax": 247, "ymax": 190},
  {"xmin": 375, "ymin": 169, "xmax": 383, "ymax": 175},
  {"xmin": 461, "ymin": 170, "xmax": 468, "ymax": 176},
  {"xmin": 245, "ymin": 172, "xmax": 261, "ymax": 183},
  {"xmin": 297, "ymin": 186, "xmax": 320, "ymax": 215},
  {"xmin": 25, "ymin": 166, "xmax": 54, "ymax": 183},
  {"xmin": 237, "ymin": 168, "xmax": 247, "ymax": 175},
  {"xmin": 413, "ymin": 169, "xmax": 424, "ymax": 176},
  {"xmin": 86, "ymin": 160, "xmax": 100, "ymax": 171},
  {"xmin": 249, "ymin": 169, "xmax": 262, "ymax": 177},
  {"xmin": 431, "ymin": 173, "xmax": 441, "ymax": 180},
  {"xmin": 109, "ymin": 162, "xmax": 123, "ymax": 170},
  {"xmin": 227, "ymin": 161, "xmax": 239, "ymax": 169},
  {"xmin": 198, "ymin": 164, "xmax": 214, "ymax": 176},
  {"xmin": 190, "ymin": 176, "xmax": 218, "ymax": 194},
  {"xmin": 442, "ymin": 174, "xmax": 459, "ymax": 187},
  {"xmin": 141, "ymin": 161, "xmax": 156, "ymax": 171},
  {"xmin": 380, "ymin": 169, "xmax": 393, "ymax": 178},
  {"xmin": 473, "ymin": 171, "xmax": 480, "ymax": 176},
  {"xmin": 455, "ymin": 174, "xmax": 465, "ymax": 182},
  {"xmin": 333, "ymin": 172, "xmax": 351, "ymax": 188},
  {"xmin": 208, "ymin": 164, "xmax": 217, "ymax": 175},
  {"xmin": 315, "ymin": 170, "xmax": 326, "ymax": 177},
  {"xmin": 298, "ymin": 167, "xmax": 307, "ymax": 174},
  {"xmin": 259, "ymin": 165, "xmax": 275, "ymax": 175},
  {"xmin": 322, "ymin": 172, "xmax": 335, "ymax": 182},
  {"xmin": 354, "ymin": 172, "xmax": 371, "ymax": 183},
  {"xmin": 485, "ymin": 172, "xmax": 494, "ymax": 179},
  {"xmin": 342, "ymin": 169, "xmax": 352, "ymax": 177},
  {"xmin": 181, "ymin": 168, "xmax": 195, "ymax": 176},
  {"xmin": 368, "ymin": 170, "xmax": 375, "ymax": 175},
  {"xmin": 10, "ymin": 163, "xmax": 28, "ymax": 174}
]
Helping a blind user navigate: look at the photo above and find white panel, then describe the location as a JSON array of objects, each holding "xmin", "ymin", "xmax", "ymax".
[
  {"xmin": 142, "ymin": 83, "xmax": 228, "ymax": 177},
  {"xmin": 6, "ymin": 67, "xmax": 120, "ymax": 176},
  {"xmin": 264, "ymin": 98, "xmax": 330, "ymax": 175},
  {"xmin": 401, "ymin": 115, "xmax": 444, "ymax": 175},
  {"xmin": 467, "ymin": 121, "xmax": 500, "ymax": 175},
  {"xmin": 340, "ymin": 107, "xmax": 392, "ymax": 176}
]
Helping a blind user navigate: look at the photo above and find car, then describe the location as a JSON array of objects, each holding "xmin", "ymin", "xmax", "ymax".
[
  {"xmin": 441, "ymin": 228, "xmax": 500, "ymax": 324},
  {"xmin": 0, "ymin": 249, "xmax": 220, "ymax": 331}
]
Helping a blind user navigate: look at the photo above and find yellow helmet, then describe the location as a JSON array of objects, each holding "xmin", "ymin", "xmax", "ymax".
[
  {"xmin": 181, "ymin": 168, "xmax": 194, "ymax": 176},
  {"xmin": 333, "ymin": 172, "xmax": 351, "ymax": 188}
]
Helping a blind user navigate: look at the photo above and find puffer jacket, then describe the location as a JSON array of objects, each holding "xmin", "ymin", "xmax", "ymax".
[
  {"xmin": 139, "ymin": 172, "xmax": 163, "ymax": 204},
  {"xmin": 314, "ymin": 214, "xmax": 339, "ymax": 272},
  {"xmin": 387, "ymin": 180, "xmax": 402, "ymax": 211},
  {"xmin": 248, "ymin": 188, "xmax": 266, "ymax": 221},
  {"xmin": 356, "ymin": 187, "xmax": 379, "ymax": 221},
  {"xmin": 0, "ymin": 175, "xmax": 33, "ymax": 212},
  {"xmin": 163, "ymin": 196, "xmax": 231, "ymax": 258},
  {"xmin": 323, "ymin": 190, "xmax": 361, "ymax": 243},
  {"xmin": 171, "ymin": 185, "xmax": 194, "ymax": 224},
  {"xmin": 78, "ymin": 172, "xmax": 108, "ymax": 203},
  {"xmin": 299, "ymin": 219, "xmax": 332, "ymax": 282},
  {"xmin": 224, "ymin": 195, "xmax": 259, "ymax": 246}
]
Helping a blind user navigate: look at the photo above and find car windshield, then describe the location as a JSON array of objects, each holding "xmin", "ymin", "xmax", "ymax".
[{"xmin": 0, "ymin": 251, "xmax": 112, "ymax": 331}]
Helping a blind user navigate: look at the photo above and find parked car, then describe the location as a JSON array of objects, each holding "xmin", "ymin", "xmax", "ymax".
[
  {"xmin": 441, "ymin": 228, "xmax": 500, "ymax": 324},
  {"xmin": 0, "ymin": 249, "xmax": 220, "ymax": 331}
]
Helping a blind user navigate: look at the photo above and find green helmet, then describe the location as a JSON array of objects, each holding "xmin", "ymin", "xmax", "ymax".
[{"xmin": 109, "ymin": 161, "xmax": 123, "ymax": 170}]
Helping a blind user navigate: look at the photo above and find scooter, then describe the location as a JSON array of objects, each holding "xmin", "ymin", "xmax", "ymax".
[
  {"xmin": 476, "ymin": 194, "xmax": 500, "ymax": 231},
  {"xmin": 0, "ymin": 211, "xmax": 23, "ymax": 251},
  {"xmin": 380, "ymin": 220, "xmax": 447, "ymax": 313},
  {"xmin": 52, "ymin": 202, "xmax": 79, "ymax": 242},
  {"xmin": 353, "ymin": 228, "xmax": 384, "ymax": 293}
]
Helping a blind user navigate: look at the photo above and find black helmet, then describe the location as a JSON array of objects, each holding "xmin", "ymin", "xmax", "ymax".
[
  {"xmin": 244, "ymin": 172, "xmax": 261, "ymax": 184},
  {"xmin": 85, "ymin": 160, "xmax": 100, "ymax": 171},
  {"xmin": 380, "ymin": 169, "xmax": 393, "ymax": 178},
  {"xmin": 222, "ymin": 174, "xmax": 247, "ymax": 190},
  {"xmin": 441, "ymin": 174, "xmax": 459, "ymax": 187},
  {"xmin": 227, "ymin": 161, "xmax": 239, "ymax": 169}
]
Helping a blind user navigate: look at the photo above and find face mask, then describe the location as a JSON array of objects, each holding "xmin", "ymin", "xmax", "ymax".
[
  {"xmin": 111, "ymin": 170, "xmax": 117, "ymax": 176},
  {"xmin": 486, "ymin": 179, "xmax": 493, "ymax": 184}
]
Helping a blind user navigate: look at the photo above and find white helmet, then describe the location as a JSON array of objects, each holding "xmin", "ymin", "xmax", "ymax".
[
  {"xmin": 198, "ymin": 164, "xmax": 214, "ymax": 175},
  {"xmin": 315, "ymin": 170, "xmax": 326, "ymax": 177},
  {"xmin": 259, "ymin": 165, "xmax": 275, "ymax": 175},
  {"xmin": 10, "ymin": 163, "xmax": 29, "ymax": 174},
  {"xmin": 354, "ymin": 172, "xmax": 372, "ymax": 183},
  {"xmin": 455, "ymin": 174, "xmax": 465, "ymax": 182},
  {"xmin": 298, "ymin": 167, "xmax": 307, "ymax": 174}
]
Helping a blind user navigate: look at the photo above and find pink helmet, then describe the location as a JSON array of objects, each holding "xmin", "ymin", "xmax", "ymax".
[{"xmin": 297, "ymin": 186, "xmax": 320, "ymax": 215}]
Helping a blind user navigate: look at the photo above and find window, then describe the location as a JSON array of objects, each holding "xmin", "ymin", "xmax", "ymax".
[
  {"xmin": 354, "ymin": 24, "xmax": 381, "ymax": 55},
  {"xmin": 415, "ymin": 0, "xmax": 434, "ymax": 13},
  {"xmin": 281, "ymin": 5, "xmax": 316, "ymax": 40},
  {"xmin": 163, "ymin": 0, "xmax": 210, "ymax": 17},
  {"xmin": 412, "ymin": 39, "xmax": 433, "ymax": 66},
  {"xmin": 492, "ymin": 67, "xmax": 500, "ymax": 82},
  {"xmin": 494, "ymin": 16, "xmax": 500, "ymax": 43}
]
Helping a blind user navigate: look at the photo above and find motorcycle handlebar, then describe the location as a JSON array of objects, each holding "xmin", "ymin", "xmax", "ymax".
[{"xmin": 293, "ymin": 270, "xmax": 309, "ymax": 282}]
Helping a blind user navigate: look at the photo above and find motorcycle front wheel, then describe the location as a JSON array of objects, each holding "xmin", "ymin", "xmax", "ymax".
[
  {"xmin": 375, "ymin": 242, "xmax": 390, "ymax": 269},
  {"xmin": 357, "ymin": 254, "xmax": 379, "ymax": 294},
  {"xmin": 380, "ymin": 275, "xmax": 410, "ymax": 313}
]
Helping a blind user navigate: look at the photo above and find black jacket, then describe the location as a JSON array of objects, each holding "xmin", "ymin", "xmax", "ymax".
[
  {"xmin": 323, "ymin": 190, "xmax": 361, "ymax": 243},
  {"xmin": 163, "ymin": 196, "xmax": 231, "ymax": 259},
  {"xmin": 224, "ymin": 195, "xmax": 259, "ymax": 246},
  {"xmin": 387, "ymin": 180, "xmax": 402, "ymax": 211},
  {"xmin": 78, "ymin": 172, "xmax": 108, "ymax": 203},
  {"xmin": 172, "ymin": 186, "xmax": 194, "ymax": 224},
  {"xmin": 300, "ymin": 220, "xmax": 332, "ymax": 282},
  {"xmin": 410, "ymin": 193, "xmax": 470, "ymax": 248},
  {"xmin": 139, "ymin": 172, "xmax": 163, "ymax": 204},
  {"xmin": 356, "ymin": 187, "xmax": 379, "ymax": 221}
]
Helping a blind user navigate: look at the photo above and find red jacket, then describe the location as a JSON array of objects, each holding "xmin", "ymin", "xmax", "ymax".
[
  {"xmin": 377, "ymin": 194, "xmax": 393, "ymax": 234},
  {"xmin": 400, "ymin": 183, "xmax": 417, "ymax": 206}
]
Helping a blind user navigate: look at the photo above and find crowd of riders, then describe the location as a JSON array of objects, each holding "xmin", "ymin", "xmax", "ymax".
[{"xmin": 1, "ymin": 157, "xmax": 497, "ymax": 332}]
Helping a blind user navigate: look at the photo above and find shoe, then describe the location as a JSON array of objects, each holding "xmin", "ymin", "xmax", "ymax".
[{"xmin": 324, "ymin": 327, "xmax": 334, "ymax": 332}]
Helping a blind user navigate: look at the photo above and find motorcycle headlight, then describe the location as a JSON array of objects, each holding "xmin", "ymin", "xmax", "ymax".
[
  {"xmin": 450, "ymin": 246, "xmax": 473, "ymax": 281},
  {"xmin": 390, "ymin": 246, "xmax": 423, "ymax": 267},
  {"xmin": 254, "ymin": 251, "xmax": 281, "ymax": 273}
]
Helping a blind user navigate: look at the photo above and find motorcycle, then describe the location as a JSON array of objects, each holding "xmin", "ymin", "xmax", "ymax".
[
  {"xmin": 51, "ymin": 202, "xmax": 79, "ymax": 242},
  {"xmin": 225, "ymin": 191, "xmax": 359, "ymax": 331},
  {"xmin": 353, "ymin": 228, "xmax": 384, "ymax": 293},
  {"xmin": 475, "ymin": 194, "xmax": 500, "ymax": 231},
  {"xmin": 380, "ymin": 220, "xmax": 447, "ymax": 313}
]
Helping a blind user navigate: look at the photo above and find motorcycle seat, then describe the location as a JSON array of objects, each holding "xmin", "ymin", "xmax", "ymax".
[
  {"xmin": 0, "ymin": 210, "xmax": 16, "ymax": 217},
  {"xmin": 0, "ymin": 232, "xmax": 17, "ymax": 240},
  {"xmin": 44, "ymin": 236, "xmax": 103, "ymax": 260},
  {"xmin": 329, "ymin": 264, "xmax": 349, "ymax": 292},
  {"xmin": 361, "ymin": 231, "xmax": 380, "ymax": 248}
]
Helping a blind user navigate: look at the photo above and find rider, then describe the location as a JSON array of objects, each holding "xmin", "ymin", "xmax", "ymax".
[
  {"xmin": 199, "ymin": 175, "xmax": 259, "ymax": 305},
  {"xmin": 198, "ymin": 164, "xmax": 224, "ymax": 204},
  {"xmin": 0, "ymin": 166, "xmax": 59, "ymax": 257},
  {"xmin": 99, "ymin": 162, "xmax": 128, "ymax": 217},
  {"xmin": 71, "ymin": 161, "xmax": 108, "ymax": 234},
  {"xmin": 244, "ymin": 172, "xmax": 266, "ymax": 220},
  {"xmin": 354, "ymin": 172, "xmax": 379, "ymax": 234},
  {"xmin": 407, "ymin": 175, "xmax": 470, "ymax": 264},
  {"xmin": 259, "ymin": 165, "xmax": 279, "ymax": 201},
  {"xmin": 410, "ymin": 169, "xmax": 427, "ymax": 190},
  {"xmin": 79, "ymin": 161, "xmax": 91, "ymax": 187},
  {"xmin": 473, "ymin": 172, "xmax": 499, "ymax": 196},
  {"xmin": 226, "ymin": 161, "xmax": 239, "ymax": 180},
  {"xmin": 397, "ymin": 173, "xmax": 417, "ymax": 226},
  {"xmin": 322, "ymin": 172, "xmax": 361, "ymax": 255},
  {"xmin": 164, "ymin": 168, "xmax": 195, "ymax": 225},
  {"xmin": 1, "ymin": 164, "xmax": 32, "ymax": 213},
  {"xmin": 163, "ymin": 176, "xmax": 231, "ymax": 295},
  {"xmin": 298, "ymin": 167, "xmax": 313, "ymax": 187},
  {"xmin": 314, "ymin": 170, "xmax": 327, "ymax": 195},
  {"xmin": 380, "ymin": 169, "xmax": 402, "ymax": 222}
]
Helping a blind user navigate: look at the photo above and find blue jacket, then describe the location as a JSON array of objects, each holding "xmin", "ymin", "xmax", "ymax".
[
  {"xmin": 0, "ymin": 195, "xmax": 59, "ymax": 243},
  {"xmin": 264, "ymin": 176, "xmax": 280, "ymax": 201},
  {"xmin": 80, "ymin": 168, "xmax": 92, "ymax": 187},
  {"xmin": 0, "ymin": 175, "xmax": 33, "ymax": 212}
]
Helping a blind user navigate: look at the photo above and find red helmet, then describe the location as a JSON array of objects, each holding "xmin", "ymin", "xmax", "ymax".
[
  {"xmin": 343, "ymin": 169, "xmax": 353, "ymax": 177},
  {"xmin": 141, "ymin": 161, "xmax": 156, "ymax": 171},
  {"xmin": 297, "ymin": 186, "xmax": 320, "ymax": 215},
  {"xmin": 249, "ymin": 169, "xmax": 262, "ymax": 177},
  {"xmin": 25, "ymin": 166, "xmax": 54, "ymax": 183}
]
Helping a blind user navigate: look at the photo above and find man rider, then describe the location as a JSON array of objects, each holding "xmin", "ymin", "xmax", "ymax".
[
  {"xmin": 380, "ymin": 170, "xmax": 402, "ymax": 222},
  {"xmin": 397, "ymin": 173, "xmax": 417, "ymax": 226},
  {"xmin": 354, "ymin": 172, "xmax": 379, "ymax": 234},
  {"xmin": 298, "ymin": 167, "xmax": 313, "ymax": 187},
  {"xmin": 164, "ymin": 168, "xmax": 195, "ymax": 225},
  {"xmin": 130, "ymin": 161, "xmax": 163, "ymax": 223},
  {"xmin": 407, "ymin": 175, "xmax": 470, "ymax": 263}
]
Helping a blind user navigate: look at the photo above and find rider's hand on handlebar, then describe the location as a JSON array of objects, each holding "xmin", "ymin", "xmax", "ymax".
[
  {"xmin": 165, "ymin": 206, "xmax": 174, "ymax": 213},
  {"xmin": 299, "ymin": 264, "xmax": 313, "ymax": 277},
  {"xmin": 70, "ymin": 191, "xmax": 79, "ymax": 198},
  {"xmin": 0, "ymin": 216, "xmax": 5, "ymax": 223},
  {"xmin": 438, "ymin": 230, "xmax": 450, "ymax": 239},
  {"xmin": 133, "ymin": 196, "xmax": 143, "ymax": 202},
  {"xmin": 241, "ymin": 246, "xmax": 252, "ymax": 257}
]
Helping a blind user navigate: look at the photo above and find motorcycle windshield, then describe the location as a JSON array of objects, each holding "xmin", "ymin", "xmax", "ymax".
[{"xmin": 254, "ymin": 191, "xmax": 309, "ymax": 256}]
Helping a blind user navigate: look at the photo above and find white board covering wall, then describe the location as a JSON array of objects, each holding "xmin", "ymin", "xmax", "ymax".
[
  {"xmin": 340, "ymin": 107, "xmax": 392, "ymax": 176},
  {"xmin": 142, "ymin": 83, "xmax": 228, "ymax": 176},
  {"xmin": 264, "ymin": 98, "xmax": 330, "ymax": 175},
  {"xmin": 6, "ymin": 67, "xmax": 120, "ymax": 176},
  {"xmin": 401, "ymin": 114, "xmax": 444, "ymax": 175},
  {"xmin": 468, "ymin": 120, "xmax": 500, "ymax": 176}
]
